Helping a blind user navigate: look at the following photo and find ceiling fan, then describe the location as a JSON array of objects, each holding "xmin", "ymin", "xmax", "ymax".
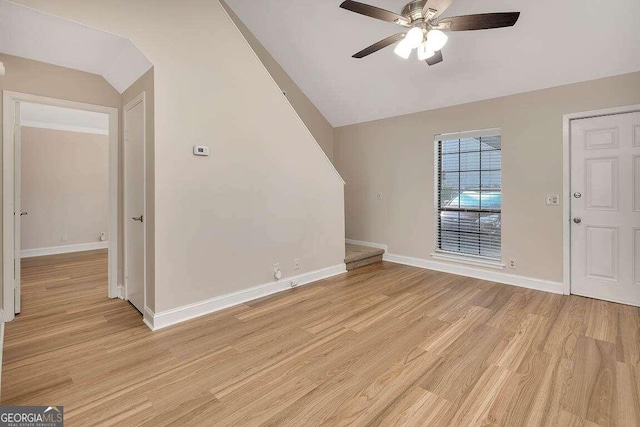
[{"xmin": 340, "ymin": 0, "xmax": 520, "ymax": 65}]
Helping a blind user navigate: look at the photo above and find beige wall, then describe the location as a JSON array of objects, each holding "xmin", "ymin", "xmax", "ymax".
[
  {"xmin": 0, "ymin": 53, "xmax": 121, "ymax": 311},
  {"xmin": 220, "ymin": 1, "xmax": 335, "ymax": 161},
  {"xmin": 334, "ymin": 71, "xmax": 640, "ymax": 283},
  {"xmin": 21, "ymin": 127, "xmax": 108, "ymax": 251},
  {"xmin": 13, "ymin": 0, "xmax": 345, "ymax": 313},
  {"xmin": 122, "ymin": 68, "xmax": 155, "ymax": 311}
]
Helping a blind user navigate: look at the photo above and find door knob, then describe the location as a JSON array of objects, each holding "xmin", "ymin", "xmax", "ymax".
[
  {"xmin": 573, "ymin": 217, "xmax": 582, "ymax": 224},
  {"xmin": 20, "ymin": 211, "xmax": 28, "ymax": 216},
  {"xmin": 573, "ymin": 192, "xmax": 582, "ymax": 199},
  {"xmin": 132, "ymin": 215, "xmax": 144, "ymax": 223}
]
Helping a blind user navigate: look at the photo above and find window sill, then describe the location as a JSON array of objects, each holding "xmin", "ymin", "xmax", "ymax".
[{"xmin": 431, "ymin": 252, "xmax": 506, "ymax": 270}]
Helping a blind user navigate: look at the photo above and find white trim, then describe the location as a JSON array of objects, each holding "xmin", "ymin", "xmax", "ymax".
[
  {"xmin": 20, "ymin": 242, "xmax": 108, "ymax": 258},
  {"xmin": 145, "ymin": 263, "xmax": 347, "ymax": 331},
  {"xmin": 345, "ymin": 239, "xmax": 388, "ymax": 252},
  {"xmin": 435, "ymin": 127, "xmax": 502, "ymax": 141},
  {"xmin": 143, "ymin": 306, "xmax": 155, "ymax": 331},
  {"xmin": 123, "ymin": 92, "xmax": 147, "ymax": 314},
  {"xmin": 384, "ymin": 253, "xmax": 563, "ymax": 295},
  {"xmin": 0, "ymin": 309, "xmax": 4, "ymax": 399},
  {"xmin": 431, "ymin": 252, "xmax": 505, "ymax": 269},
  {"xmin": 562, "ymin": 104, "xmax": 640, "ymax": 296},
  {"xmin": 220, "ymin": 4, "xmax": 344, "ymax": 186},
  {"xmin": 3, "ymin": 91, "xmax": 119, "ymax": 321},
  {"xmin": 20, "ymin": 121, "xmax": 108, "ymax": 135}
]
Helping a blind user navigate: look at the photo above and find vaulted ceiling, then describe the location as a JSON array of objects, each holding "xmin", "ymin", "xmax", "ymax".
[
  {"xmin": 0, "ymin": 0, "xmax": 152, "ymax": 93},
  {"xmin": 226, "ymin": 0, "xmax": 640, "ymax": 126}
]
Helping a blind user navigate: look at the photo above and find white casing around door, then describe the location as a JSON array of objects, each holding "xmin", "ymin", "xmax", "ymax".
[
  {"xmin": 570, "ymin": 111, "xmax": 640, "ymax": 306},
  {"xmin": 124, "ymin": 95, "xmax": 145, "ymax": 314}
]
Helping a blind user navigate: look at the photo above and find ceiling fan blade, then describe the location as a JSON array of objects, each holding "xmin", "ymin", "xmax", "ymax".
[
  {"xmin": 353, "ymin": 33, "xmax": 405, "ymax": 58},
  {"xmin": 437, "ymin": 12, "xmax": 520, "ymax": 31},
  {"xmin": 340, "ymin": 1, "xmax": 410, "ymax": 26},
  {"xmin": 422, "ymin": 0, "xmax": 454, "ymax": 20},
  {"xmin": 425, "ymin": 50, "xmax": 443, "ymax": 66}
]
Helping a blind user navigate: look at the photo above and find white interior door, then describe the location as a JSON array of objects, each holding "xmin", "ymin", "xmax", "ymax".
[
  {"xmin": 570, "ymin": 111, "xmax": 640, "ymax": 306},
  {"xmin": 124, "ymin": 95, "xmax": 145, "ymax": 314},
  {"xmin": 14, "ymin": 101, "xmax": 22, "ymax": 314}
]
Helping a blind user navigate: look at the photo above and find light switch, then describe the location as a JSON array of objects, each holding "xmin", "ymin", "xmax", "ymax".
[{"xmin": 546, "ymin": 194, "xmax": 560, "ymax": 206}]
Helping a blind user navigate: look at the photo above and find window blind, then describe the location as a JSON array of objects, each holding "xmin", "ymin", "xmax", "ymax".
[{"xmin": 435, "ymin": 132, "xmax": 502, "ymax": 260}]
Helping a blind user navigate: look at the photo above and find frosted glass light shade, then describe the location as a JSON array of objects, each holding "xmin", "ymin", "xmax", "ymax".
[
  {"xmin": 394, "ymin": 39, "xmax": 412, "ymax": 59},
  {"xmin": 425, "ymin": 29, "xmax": 448, "ymax": 51},
  {"xmin": 417, "ymin": 42, "xmax": 435, "ymax": 60},
  {"xmin": 405, "ymin": 27, "xmax": 424, "ymax": 49}
]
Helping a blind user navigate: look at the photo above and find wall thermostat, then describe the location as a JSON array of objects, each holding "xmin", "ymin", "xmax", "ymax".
[{"xmin": 193, "ymin": 146, "xmax": 209, "ymax": 156}]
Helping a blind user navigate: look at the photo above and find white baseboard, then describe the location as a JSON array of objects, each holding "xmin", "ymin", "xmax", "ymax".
[
  {"xmin": 383, "ymin": 252, "xmax": 564, "ymax": 295},
  {"xmin": 21, "ymin": 241, "xmax": 108, "ymax": 258},
  {"xmin": 345, "ymin": 239, "xmax": 388, "ymax": 252},
  {"xmin": 145, "ymin": 263, "xmax": 347, "ymax": 331}
]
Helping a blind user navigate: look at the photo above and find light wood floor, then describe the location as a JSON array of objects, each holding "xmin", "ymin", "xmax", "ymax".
[{"xmin": 3, "ymin": 251, "xmax": 640, "ymax": 426}]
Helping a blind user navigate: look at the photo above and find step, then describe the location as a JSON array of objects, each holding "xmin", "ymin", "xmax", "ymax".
[{"xmin": 345, "ymin": 243, "xmax": 385, "ymax": 271}]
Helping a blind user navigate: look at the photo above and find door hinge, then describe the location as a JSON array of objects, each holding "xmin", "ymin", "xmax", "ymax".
[{"xmin": 124, "ymin": 268, "xmax": 128, "ymax": 279}]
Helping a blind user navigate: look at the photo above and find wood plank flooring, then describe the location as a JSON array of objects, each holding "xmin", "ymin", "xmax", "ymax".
[{"xmin": 2, "ymin": 251, "xmax": 640, "ymax": 426}]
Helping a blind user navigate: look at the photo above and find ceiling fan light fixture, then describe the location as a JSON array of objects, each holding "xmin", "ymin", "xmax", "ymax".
[
  {"xmin": 425, "ymin": 29, "xmax": 448, "ymax": 52},
  {"xmin": 405, "ymin": 27, "xmax": 424, "ymax": 49},
  {"xmin": 417, "ymin": 42, "xmax": 435, "ymax": 61},
  {"xmin": 394, "ymin": 38, "xmax": 412, "ymax": 59}
]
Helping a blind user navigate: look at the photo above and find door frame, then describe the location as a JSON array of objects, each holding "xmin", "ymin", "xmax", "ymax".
[
  {"xmin": 2, "ymin": 91, "xmax": 119, "ymax": 321},
  {"xmin": 123, "ymin": 92, "xmax": 146, "ymax": 314},
  {"xmin": 562, "ymin": 103, "xmax": 640, "ymax": 297}
]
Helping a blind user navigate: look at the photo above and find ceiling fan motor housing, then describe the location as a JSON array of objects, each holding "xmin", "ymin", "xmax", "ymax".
[{"xmin": 402, "ymin": 0, "xmax": 433, "ymax": 23}]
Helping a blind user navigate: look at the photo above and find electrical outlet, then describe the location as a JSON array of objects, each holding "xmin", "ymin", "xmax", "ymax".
[
  {"xmin": 509, "ymin": 259, "xmax": 517, "ymax": 269},
  {"xmin": 377, "ymin": 192, "xmax": 383, "ymax": 200},
  {"xmin": 294, "ymin": 258, "xmax": 300, "ymax": 270},
  {"xmin": 273, "ymin": 263, "xmax": 282, "ymax": 280},
  {"xmin": 60, "ymin": 235, "xmax": 68, "ymax": 242},
  {"xmin": 290, "ymin": 280, "xmax": 298, "ymax": 288}
]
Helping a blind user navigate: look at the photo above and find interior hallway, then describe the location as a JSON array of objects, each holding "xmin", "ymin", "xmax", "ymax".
[{"xmin": 2, "ymin": 252, "xmax": 640, "ymax": 426}]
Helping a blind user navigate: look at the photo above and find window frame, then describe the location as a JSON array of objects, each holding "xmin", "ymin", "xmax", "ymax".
[{"xmin": 432, "ymin": 128, "xmax": 505, "ymax": 268}]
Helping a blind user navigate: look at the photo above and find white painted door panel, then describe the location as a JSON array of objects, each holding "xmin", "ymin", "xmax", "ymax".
[
  {"xmin": 124, "ymin": 97, "xmax": 145, "ymax": 314},
  {"xmin": 571, "ymin": 112, "xmax": 640, "ymax": 306},
  {"xmin": 14, "ymin": 101, "xmax": 21, "ymax": 314}
]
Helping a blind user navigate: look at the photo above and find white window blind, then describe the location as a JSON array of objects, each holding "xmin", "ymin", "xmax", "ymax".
[{"xmin": 435, "ymin": 130, "xmax": 502, "ymax": 260}]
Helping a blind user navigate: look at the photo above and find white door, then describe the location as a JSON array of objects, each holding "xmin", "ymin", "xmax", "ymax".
[
  {"xmin": 14, "ymin": 101, "xmax": 22, "ymax": 314},
  {"xmin": 124, "ymin": 95, "xmax": 145, "ymax": 313},
  {"xmin": 570, "ymin": 111, "xmax": 640, "ymax": 306}
]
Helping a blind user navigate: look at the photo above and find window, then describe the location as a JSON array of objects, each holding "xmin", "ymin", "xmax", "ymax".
[{"xmin": 435, "ymin": 129, "xmax": 502, "ymax": 260}]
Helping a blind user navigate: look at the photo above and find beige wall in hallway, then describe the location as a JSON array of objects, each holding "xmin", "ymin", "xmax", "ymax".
[
  {"xmin": 21, "ymin": 127, "xmax": 109, "ymax": 251},
  {"xmin": 0, "ymin": 53, "xmax": 121, "ymax": 311},
  {"xmin": 220, "ymin": 1, "xmax": 335, "ymax": 161},
  {"xmin": 13, "ymin": 0, "xmax": 346, "ymax": 313},
  {"xmin": 334, "ymin": 71, "xmax": 640, "ymax": 283}
]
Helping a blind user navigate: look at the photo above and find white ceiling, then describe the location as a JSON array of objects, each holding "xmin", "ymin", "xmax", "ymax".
[
  {"xmin": 0, "ymin": 0, "xmax": 152, "ymax": 93},
  {"xmin": 21, "ymin": 102, "xmax": 109, "ymax": 135},
  {"xmin": 226, "ymin": 0, "xmax": 640, "ymax": 126}
]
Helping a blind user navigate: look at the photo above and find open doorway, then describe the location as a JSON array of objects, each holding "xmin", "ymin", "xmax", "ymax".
[{"xmin": 2, "ymin": 92, "xmax": 119, "ymax": 320}]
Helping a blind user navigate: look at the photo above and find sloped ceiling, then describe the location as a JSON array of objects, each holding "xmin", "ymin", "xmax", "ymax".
[
  {"xmin": 226, "ymin": 0, "xmax": 640, "ymax": 126},
  {"xmin": 0, "ymin": 0, "xmax": 152, "ymax": 93}
]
